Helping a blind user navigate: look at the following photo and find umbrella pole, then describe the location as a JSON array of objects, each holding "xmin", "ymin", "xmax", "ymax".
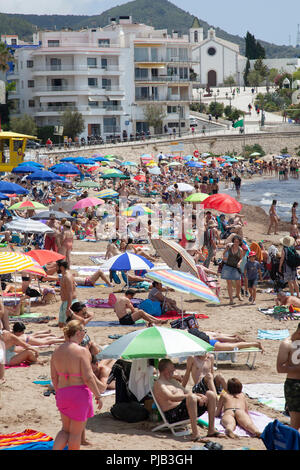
[{"xmin": 181, "ymin": 296, "xmax": 184, "ymax": 328}]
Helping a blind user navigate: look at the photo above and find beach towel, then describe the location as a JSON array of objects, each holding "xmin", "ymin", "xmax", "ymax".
[
  {"xmin": 258, "ymin": 307, "xmax": 300, "ymax": 321},
  {"xmin": 86, "ymin": 320, "xmax": 146, "ymax": 327},
  {"xmin": 257, "ymin": 329, "xmax": 290, "ymax": 340},
  {"xmin": 198, "ymin": 410, "xmax": 273, "ymax": 437},
  {"xmin": 0, "ymin": 429, "xmax": 53, "ymax": 448},
  {"xmin": 5, "ymin": 362, "xmax": 30, "ymax": 369},
  {"xmin": 159, "ymin": 312, "xmax": 209, "ymax": 320},
  {"xmin": 243, "ymin": 383, "xmax": 285, "ymax": 411},
  {"xmin": 77, "ymin": 283, "xmax": 107, "ymax": 288},
  {"xmin": 86, "ymin": 297, "xmax": 143, "ymax": 309}
]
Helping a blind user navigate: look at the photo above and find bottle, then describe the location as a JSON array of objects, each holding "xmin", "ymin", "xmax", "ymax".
[
  {"xmin": 151, "ymin": 403, "xmax": 161, "ymax": 422},
  {"xmin": 25, "ymin": 298, "xmax": 30, "ymax": 313}
]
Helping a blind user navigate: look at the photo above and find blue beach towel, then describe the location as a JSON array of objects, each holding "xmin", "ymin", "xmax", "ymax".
[
  {"xmin": 86, "ymin": 320, "xmax": 145, "ymax": 327},
  {"xmin": 257, "ymin": 329, "xmax": 290, "ymax": 340}
]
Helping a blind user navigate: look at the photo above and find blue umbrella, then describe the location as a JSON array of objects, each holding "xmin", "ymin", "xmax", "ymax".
[
  {"xmin": 0, "ymin": 181, "xmax": 29, "ymax": 194},
  {"xmin": 19, "ymin": 161, "xmax": 43, "ymax": 168},
  {"xmin": 183, "ymin": 155, "xmax": 195, "ymax": 161},
  {"xmin": 186, "ymin": 162, "xmax": 204, "ymax": 168},
  {"xmin": 121, "ymin": 161, "xmax": 137, "ymax": 167},
  {"xmin": 0, "ymin": 193, "xmax": 9, "ymax": 200},
  {"xmin": 101, "ymin": 252, "xmax": 154, "ymax": 271},
  {"xmin": 49, "ymin": 164, "xmax": 80, "ymax": 175},
  {"xmin": 12, "ymin": 165, "xmax": 38, "ymax": 174},
  {"xmin": 92, "ymin": 156, "xmax": 109, "ymax": 162},
  {"xmin": 60, "ymin": 157, "xmax": 77, "ymax": 162},
  {"xmin": 72, "ymin": 157, "xmax": 96, "ymax": 165},
  {"xmin": 26, "ymin": 170, "xmax": 58, "ymax": 181}
]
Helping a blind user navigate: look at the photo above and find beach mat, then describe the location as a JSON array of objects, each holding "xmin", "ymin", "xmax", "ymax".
[
  {"xmin": 257, "ymin": 329, "xmax": 289, "ymax": 340},
  {"xmin": 0, "ymin": 429, "xmax": 53, "ymax": 448},
  {"xmin": 5, "ymin": 362, "xmax": 30, "ymax": 369},
  {"xmin": 86, "ymin": 298, "xmax": 143, "ymax": 308},
  {"xmin": 243, "ymin": 383, "xmax": 285, "ymax": 411},
  {"xmin": 86, "ymin": 320, "xmax": 145, "ymax": 327},
  {"xmin": 159, "ymin": 312, "xmax": 209, "ymax": 320},
  {"xmin": 199, "ymin": 410, "xmax": 273, "ymax": 437},
  {"xmin": 77, "ymin": 283, "xmax": 107, "ymax": 288}
]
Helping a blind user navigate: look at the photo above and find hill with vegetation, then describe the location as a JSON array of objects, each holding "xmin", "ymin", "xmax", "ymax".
[{"xmin": 1, "ymin": 0, "xmax": 299, "ymax": 58}]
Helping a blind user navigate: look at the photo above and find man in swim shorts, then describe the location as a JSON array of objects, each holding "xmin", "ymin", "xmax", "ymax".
[
  {"xmin": 57, "ymin": 260, "xmax": 78, "ymax": 327},
  {"xmin": 113, "ymin": 290, "xmax": 168, "ymax": 326}
]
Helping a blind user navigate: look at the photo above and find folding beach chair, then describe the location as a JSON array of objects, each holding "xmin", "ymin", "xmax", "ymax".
[
  {"xmin": 149, "ymin": 376, "xmax": 190, "ymax": 437},
  {"xmin": 213, "ymin": 347, "xmax": 262, "ymax": 370}
]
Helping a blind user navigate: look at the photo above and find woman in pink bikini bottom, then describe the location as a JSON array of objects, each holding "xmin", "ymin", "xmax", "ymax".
[{"xmin": 51, "ymin": 320, "xmax": 102, "ymax": 450}]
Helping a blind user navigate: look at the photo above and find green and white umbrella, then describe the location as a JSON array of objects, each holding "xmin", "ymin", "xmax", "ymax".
[
  {"xmin": 97, "ymin": 326, "xmax": 213, "ymax": 360},
  {"xmin": 76, "ymin": 180, "xmax": 99, "ymax": 188}
]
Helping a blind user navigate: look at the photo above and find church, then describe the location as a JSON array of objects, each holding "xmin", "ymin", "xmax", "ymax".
[{"xmin": 190, "ymin": 18, "xmax": 247, "ymax": 87}]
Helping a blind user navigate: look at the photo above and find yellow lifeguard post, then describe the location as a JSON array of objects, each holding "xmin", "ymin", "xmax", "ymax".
[{"xmin": 0, "ymin": 131, "xmax": 37, "ymax": 172}]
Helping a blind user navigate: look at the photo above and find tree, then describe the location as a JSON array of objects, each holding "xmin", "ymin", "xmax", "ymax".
[
  {"xmin": 61, "ymin": 109, "xmax": 85, "ymax": 140},
  {"xmin": 254, "ymin": 58, "xmax": 268, "ymax": 80},
  {"xmin": 274, "ymin": 72, "xmax": 293, "ymax": 89},
  {"xmin": 223, "ymin": 75, "xmax": 236, "ymax": 91},
  {"xmin": 243, "ymin": 58, "xmax": 251, "ymax": 86},
  {"xmin": 267, "ymin": 68, "xmax": 279, "ymax": 86},
  {"xmin": 247, "ymin": 70, "xmax": 264, "ymax": 90},
  {"xmin": 0, "ymin": 42, "xmax": 14, "ymax": 72},
  {"xmin": 10, "ymin": 114, "xmax": 37, "ymax": 135},
  {"xmin": 245, "ymin": 31, "xmax": 265, "ymax": 59},
  {"xmin": 143, "ymin": 104, "xmax": 166, "ymax": 134},
  {"xmin": 208, "ymin": 101, "xmax": 224, "ymax": 118}
]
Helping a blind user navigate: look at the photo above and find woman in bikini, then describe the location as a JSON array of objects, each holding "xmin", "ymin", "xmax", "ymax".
[
  {"xmin": 50, "ymin": 320, "xmax": 102, "ymax": 450},
  {"xmin": 291, "ymin": 202, "xmax": 298, "ymax": 226},
  {"xmin": 215, "ymin": 377, "xmax": 261, "ymax": 439},
  {"xmin": 267, "ymin": 199, "xmax": 279, "ymax": 235}
]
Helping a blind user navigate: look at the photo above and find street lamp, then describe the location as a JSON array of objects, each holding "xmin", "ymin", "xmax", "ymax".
[{"xmin": 177, "ymin": 105, "xmax": 181, "ymax": 137}]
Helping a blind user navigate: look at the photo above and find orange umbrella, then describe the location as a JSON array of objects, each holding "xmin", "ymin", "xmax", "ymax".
[{"xmin": 26, "ymin": 249, "xmax": 65, "ymax": 266}]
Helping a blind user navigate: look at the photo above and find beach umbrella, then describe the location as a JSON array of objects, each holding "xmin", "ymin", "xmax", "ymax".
[
  {"xmin": 5, "ymin": 218, "xmax": 54, "ymax": 234},
  {"xmin": 20, "ymin": 161, "xmax": 43, "ymax": 167},
  {"xmin": 76, "ymin": 180, "xmax": 99, "ymax": 188},
  {"xmin": 151, "ymin": 239, "xmax": 198, "ymax": 278},
  {"xmin": 148, "ymin": 167, "xmax": 161, "ymax": 175},
  {"xmin": 121, "ymin": 161, "xmax": 137, "ymax": 167},
  {"xmin": 97, "ymin": 326, "xmax": 213, "ymax": 360},
  {"xmin": 201, "ymin": 153, "xmax": 211, "ymax": 157},
  {"xmin": 145, "ymin": 269, "xmax": 220, "ymax": 305},
  {"xmin": 95, "ymin": 189, "xmax": 119, "ymax": 199},
  {"xmin": 49, "ymin": 163, "xmax": 80, "ymax": 175},
  {"xmin": 12, "ymin": 165, "xmax": 38, "ymax": 174},
  {"xmin": 92, "ymin": 156, "xmax": 109, "ymax": 162},
  {"xmin": 122, "ymin": 205, "xmax": 154, "ymax": 217},
  {"xmin": 60, "ymin": 156, "xmax": 77, "ymax": 162},
  {"xmin": 0, "ymin": 252, "xmax": 36, "ymax": 274},
  {"xmin": 102, "ymin": 168, "xmax": 123, "ymax": 175},
  {"xmin": 72, "ymin": 157, "xmax": 96, "ymax": 165},
  {"xmin": 26, "ymin": 249, "xmax": 65, "ymax": 266},
  {"xmin": 167, "ymin": 183, "xmax": 194, "ymax": 192},
  {"xmin": 22, "ymin": 263, "xmax": 47, "ymax": 277},
  {"xmin": 250, "ymin": 152, "xmax": 261, "ymax": 157},
  {"xmin": 101, "ymin": 173, "xmax": 130, "ymax": 180},
  {"xmin": 184, "ymin": 193, "xmax": 209, "ymax": 203},
  {"xmin": 31, "ymin": 210, "xmax": 74, "ymax": 221},
  {"xmin": 134, "ymin": 175, "xmax": 146, "ymax": 182},
  {"xmin": 101, "ymin": 252, "xmax": 154, "ymax": 272},
  {"xmin": 0, "ymin": 193, "xmax": 9, "ymax": 200},
  {"xmin": 220, "ymin": 162, "xmax": 232, "ymax": 167},
  {"xmin": 0, "ymin": 181, "xmax": 29, "ymax": 195},
  {"xmin": 203, "ymin": 193, "xmax": 242, "ymax": 214},
  {"xmin": 186, "ymin": 162, "xmax": 204, "ymax": 168},
  {"xmin": 9, "ymin": 200, "xmax": 47, "ymax": 211},
  {"xmin": 216, "ymin": 157, "xmax": 226, "ymax": 162},
  {"xmin": 72, "ymin": 197, "xmax": 105, "ymax": 210},
  {"xmin": 26, "ymin": 170, "xmax": 58, "ymax": 181},
  {"xmin": 226, "ymin": 158, "xmax": 238, "ymax": 163},
  {"xmin": 168, "ymin": 162, "xmax": 182, "ymax": 167}
]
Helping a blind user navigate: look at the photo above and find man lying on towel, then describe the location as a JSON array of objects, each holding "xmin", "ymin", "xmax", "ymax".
[
  {"xmin": 188, "ymin": 328, "xmax": 265, "ymax": 353},
  {"xmin": 114, "ymin": 290, "xmax": 168, "ymax": 326}
]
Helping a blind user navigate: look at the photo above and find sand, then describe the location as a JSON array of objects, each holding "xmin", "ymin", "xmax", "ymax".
[{"xmin": 0, "ymin": 198, "xmax": 295, "ymax": 451}]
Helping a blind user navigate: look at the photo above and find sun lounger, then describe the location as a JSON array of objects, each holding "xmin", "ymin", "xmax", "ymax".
[
  {"xmin": 213, "ymin": 347, "xmax": 262, "ymax": 369},
  {"xmin": 149, "ymin": 376, "xmax": 190, "ymax": 437}
]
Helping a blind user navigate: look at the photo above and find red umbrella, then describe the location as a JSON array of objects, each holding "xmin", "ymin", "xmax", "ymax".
[
  {"xmin": 216, "ymin": 157, "xmax": 226, "ymax": 162},
  {"xmin": 26, "ymin": 249, "xmax": 65, "ymax": 266},
  {"xmin": 202, "ymin": 193, "xmax": 242, "ymax": 214},
  {"xmin": 134, "ymin": 175, "xmax": 146, "ymax": 182}
]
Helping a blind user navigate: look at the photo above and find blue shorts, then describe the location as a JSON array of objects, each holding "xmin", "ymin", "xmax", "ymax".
[{"xmin": 209, "ymin": 339, "xmax": 218, "ymax": 347}]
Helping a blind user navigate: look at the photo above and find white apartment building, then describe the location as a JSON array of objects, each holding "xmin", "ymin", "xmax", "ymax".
[{"xmin": 6, "ymin": 16, "xmax": 198, "ymax": 139}]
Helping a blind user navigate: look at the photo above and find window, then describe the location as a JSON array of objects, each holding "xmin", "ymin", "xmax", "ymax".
[
  {"xmin": 48, "ymin": 40, "xmax": 60, "ymax": 47},
  {"xmin": 28, "ymin": 80, "xmax": 34, "ymax": 88},
  {"xmin": 207, "ymin": 47, "xmax": 216, "ymax": 56},
  {"xmin": 11, "ymin": 38, "xmax": 17, "ymax": 45},
  {"xmin": 167, "ymin": 106, "xmax": 177, "ymax": 113},
  {"xmin": 28, "ymin": 100, "xmax": 35, "ymax": 108},
  {"xmin": 134, "ymin": 47, "xmax": 148, "ymax": 62},
  {"xmin": 102, "ymin": 78, "xmax": 111, "ymax": 90},
  {"xmin": 27, "ymin": 60, "xmax": 33, "ymax": 68},
  {"xmin": 179, "ymin": 67, "xmax": 188, "ymax": 79},
  {"xmin": 135, "ymin": 87, "xmax": 149, "ymax": 100},
  {"xmin": 98, "ymin": 39, "xmax": 110, "ymax": 47},
  {"xmin": 88, "ymin": 100, "xmax": 99, "ymax": 107},
  {"xmin": 151, "ymin": 48, "xmax": 158, "ymax": 61},
  {"xmin": 194, "ymin": 31, "xmax": 198, "ymax": 43},
  {"xmin": 166, "ymin": 48, "xmax": 178, "ymax": 61},
  {"xmin": 87, "ymin": 58, "xmax": 97, "ymax": 68},
  {"xmin": 50, "ymin": 58, "xmax": 61, "ymax": 71},
  {"xmin": 179, "ymin": 48, "xmax": 188, "ymax": 60},
  {"xmin": 135, "ymin": 68, "xmax": 148, "ymax": 79},
  {"xmin": 88, "ymin": 78, "xmax": 98, "ymax": 87}
]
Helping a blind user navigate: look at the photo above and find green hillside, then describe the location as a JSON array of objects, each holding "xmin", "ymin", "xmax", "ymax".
[{"xmin": 1, "ymin": 0, "xmax": 299, "ymax": 58}]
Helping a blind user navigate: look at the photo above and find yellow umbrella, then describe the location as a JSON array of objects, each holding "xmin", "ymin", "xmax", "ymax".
[{"xmin": 0, "ymin": 252, "xmax": 35, "ymax": 274}]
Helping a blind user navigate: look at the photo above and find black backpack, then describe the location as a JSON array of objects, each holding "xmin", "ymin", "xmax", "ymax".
[
  {"xmin": 110, "ymin": 402, "xmax": 149, "ymax": 423},
  {"xmin": 285, "ymin": 246, "xmax": 300, "ymax": 269}
]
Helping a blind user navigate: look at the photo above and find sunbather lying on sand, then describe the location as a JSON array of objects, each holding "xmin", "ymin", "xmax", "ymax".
[{"xmin": 12, "ymin": 321, "xmax": 64, "ymax": 347}]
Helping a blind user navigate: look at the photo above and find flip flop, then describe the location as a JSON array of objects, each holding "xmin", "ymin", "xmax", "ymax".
[
  {"xmin": 192, "ymin": 436, "xmax": 210, "ymax": 443},
  {"xmin": 206, "ymin": 431, "xmax": 222, "ymax": 438}
]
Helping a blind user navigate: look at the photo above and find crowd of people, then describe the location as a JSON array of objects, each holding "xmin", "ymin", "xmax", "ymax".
[{"xmin": 0, "ymin": 149, "xmax": 300, "ymax": 450}]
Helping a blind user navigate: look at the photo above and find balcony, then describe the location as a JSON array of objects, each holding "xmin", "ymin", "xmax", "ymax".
[
  {"xmin": 134, "ymin": 57, "xmax": 195, "ymax": 63},
  {"xmin": 135, "ymin": 76, "xmax": 192, "ymax": 83},
  {"xmin": 32, "ymin": 64, "xmax": 121, "ymax": 74},
  {"xmin": 33, "ymin": 105, "xmax": 123, "ymax": 114},
  {"xmin": 135, "ymin": 95, "xmax": 192, "ymax": 103},
  {"xmin": 32, "ymin": 85, "xmax": 124, "ymax": 97}
]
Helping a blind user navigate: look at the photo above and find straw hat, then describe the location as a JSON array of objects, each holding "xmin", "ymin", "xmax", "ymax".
[
  {"xmin": 280, "ymin": 236, "xmax": 295, "ymax": 247},
  {"xmin": 64, "ymin": 221, "xmax": 72, "ymax": 228}
]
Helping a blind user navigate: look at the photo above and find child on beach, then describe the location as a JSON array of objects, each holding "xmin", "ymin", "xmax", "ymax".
[
  {"xmin": 243, "ymin": 251, "xmax": 262, "ymax": 304},
  {"xmin": 215, "ymin": 378, "xmax": 261, "ymax": 438}
]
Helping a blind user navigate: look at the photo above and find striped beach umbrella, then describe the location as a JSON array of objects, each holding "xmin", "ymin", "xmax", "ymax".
[
  {"xmin": 151, "ymin": 239, "xmax": 198, "ymax": 278},
  {"xmin": 97, "ymin": 326, "xmax": 213, "ymax": 360},
  {"xmin": 0, "ymin": 252, "xmax": 36, "ymax": 274},
  {"xmin": 9, "ymin": 200, "xmax": 48, "ymax": 211},
  {"xmin": 5, "ymin": 219, "xmax": 54, "ymax": 234},
  {"xmin": 145, "ymin": 269, "xmax": 220, "ymax": 304},
  {"xmin": 100, "ymin": 252, "xmax": 154, "ymax": 272},
  {"xmin": 122, "ymin": 205, "xmax": 154, "ymax": 216},
  {"xmin": 95, "ymin": 189, "xmax": 119, "ymax": 199}
]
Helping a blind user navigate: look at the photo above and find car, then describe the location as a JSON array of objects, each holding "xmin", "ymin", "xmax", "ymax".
[
  {"xmin": 189, "ymin": 118, "xmax": 198, "ymax": 127},
  {"xmin": 26, "ymin": 140, "xmax": 41, "ymax": 149}
]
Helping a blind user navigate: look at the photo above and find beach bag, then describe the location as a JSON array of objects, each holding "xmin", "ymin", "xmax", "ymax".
[
  {"xmin": 285, "ymin": 247, "xmax": 300, "ymax": 269},
  {"xmin": 139, "ymin": 299, "xmax": 162, "ymax": 316},
  {"xmin": 110, "ymin": 402, "xmax": 149, "ymax": 423}
]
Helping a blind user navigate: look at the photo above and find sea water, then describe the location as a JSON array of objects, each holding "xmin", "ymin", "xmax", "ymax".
[{"xmin": 221, "ymin": 177, "xmax": 300, "ymax": 221}]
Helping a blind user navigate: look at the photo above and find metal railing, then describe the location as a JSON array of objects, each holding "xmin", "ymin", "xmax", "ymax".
[
  {"xmin": 135, "ymin": 96, "xmax": 191, "ymax": 102},
  {"xmin": 135, "ymin": 76, "xmax": 192, "ymax": 83},
  {"xmin": 34, "ymin": 105, "xmax": 123, "ymax": 113},
  {"xmin": 33, "ymin": 85, "xmax": 123, "ymax": 93},
  {"xmin": 32, "ymin": 64, "xmax": 121, "ymax": 72}
]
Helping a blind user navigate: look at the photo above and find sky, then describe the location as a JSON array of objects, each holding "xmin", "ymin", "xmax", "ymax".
[{"xmin": 0, "ymin": 0, "xmax": 299, "ymax": 47}]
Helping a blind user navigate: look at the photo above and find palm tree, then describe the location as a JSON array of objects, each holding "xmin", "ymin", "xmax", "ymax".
[{"xmin": 0, "ymin": 42, "xmax": 14, "ymax": 73}]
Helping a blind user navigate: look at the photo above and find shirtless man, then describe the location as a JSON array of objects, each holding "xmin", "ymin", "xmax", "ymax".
[
  {"xmin": 44, "ymin": 213, "xmax": 60, "ymax": 252},
  {"xmin": 276, "ymin": 323, "xmax": 300, "ymax": 430},
  {"xmin": 188, "ymin": 327, "xmax": 265, "ymax": 353},
  {"xmin": 59, "ymin": 221, "xmax": 73, "ymax": 267},
  {"xmin": 276, "ymin": 291, "xmax": 300, "ymax": 308},
  {"xmin": 57, "ymin": 260, "xmax": 78, "ymax": 328},
  {"xmin": 91, "ymin": 356, "xmax": 116, "ymax": 393},
  {"xmin": 182, "ymin": 353, "xmax": 226, "ymax": 396},
  {"xmin": 153, "ymin": 358, "xmax": 220, "ymax": 442},
  {"xmin": 114, "ymin": 290, "xmax": 168, "ymax": 326},
  {"xmin": 69, "ymin": 302, "xmax": 94, "ymax": 326}
]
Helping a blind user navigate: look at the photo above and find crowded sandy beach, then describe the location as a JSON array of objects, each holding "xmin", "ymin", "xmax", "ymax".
[{"xmin": 1, "ymin": 146, "xmax": 300, "ymax": 452}]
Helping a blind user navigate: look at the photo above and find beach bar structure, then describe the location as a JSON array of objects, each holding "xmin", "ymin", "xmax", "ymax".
[{"xmin": 0, "ymin": 131, "xmax": 37, "ymax": 172}]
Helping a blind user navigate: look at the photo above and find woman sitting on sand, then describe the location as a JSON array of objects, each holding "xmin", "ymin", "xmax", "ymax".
[
  {"xmin": 215, "ymin": 377, "xmax": 261, "ymax": 438},
  {"xmin": 0, "ymin": 328, "xmax": 42, "ymax": 367}
]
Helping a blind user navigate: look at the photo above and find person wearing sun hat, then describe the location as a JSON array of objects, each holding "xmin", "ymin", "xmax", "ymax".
[
  {"xmin": 279, "ymin": 236, "xmax": 300, "ymax": 298},
  {"xmin": 243, "ymin": 250, "xmax": 263, "ymax": 304}
]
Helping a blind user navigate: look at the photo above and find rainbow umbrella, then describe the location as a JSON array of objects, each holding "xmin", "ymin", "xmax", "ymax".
[
  {"xmin": 145, "ymin": 269, "xmax": 220, "ymax": 304},
  {"xmin": 122, "ymin": 205, "xmax": 154, "ymax": 216},
  {"xmin": 9, "ymin": 200, "xmax": 47, "ymax": 211}
]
